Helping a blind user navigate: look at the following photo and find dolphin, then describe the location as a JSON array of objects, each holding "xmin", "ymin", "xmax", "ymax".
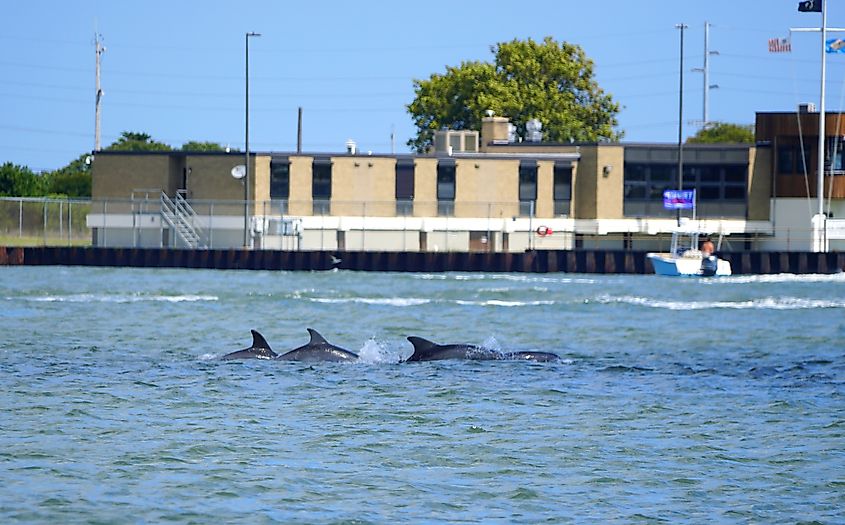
[
  {"xmin": 404, "ymin": 336, "xmax": 559, "ymax": 362},
  {"xmin": 221, "ymin": 330, "xmax": 279, "ymax": 360},
  {"xmin": 276, "ymin": 328, "xmax": 359, "ymax": 362}
]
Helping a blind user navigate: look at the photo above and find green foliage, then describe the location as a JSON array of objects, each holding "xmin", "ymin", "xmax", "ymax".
[
  {"xmin": 407, "ymin": 36, "xmax": 622, "ymax": 152},
  {"xmin": 181, "ymin": 141, "xmax": 226, "ymax": 152},
  {"xmin": 0, "ymin": 162, "xmax": 45, "ymax": 196},
  {"xmin": 687, "ymin": 122, "xmax": 755, "ymax": 144},
  {"xmin": 1, "ymin": 132, "xmax": 221, "ymax": 197},
  {"xmin": 106, "ymin": 131, "xmax": 173, "ymax": 152},
  {"xmin": 43, "ymin": 153, "xmax": 92, "ymax": 197}
]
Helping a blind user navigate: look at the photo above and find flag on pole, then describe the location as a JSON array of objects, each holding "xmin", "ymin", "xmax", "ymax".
[
  {"xmin": 798, "ymin": 0, "xmax": 822, "ymax": 12},
  {"xmin": 768, "ymin": 37, "xmax": 792, "ymax": 53},
  {"xmin": 663, "ymin": 190, "xmax": 696, "ymax": 210},
  {"xmin": 826, "ymin": 38, "xmax": 845, "ymax": 53}
]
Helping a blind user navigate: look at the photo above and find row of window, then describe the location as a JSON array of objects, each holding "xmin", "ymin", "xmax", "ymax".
[
  {"xmin": 777, "ymin": 139, "xmax": 845, "ymax": 174},
  {"xmin": 624, "ymin": 163, "xmax": 747, "ymax": 200},
  {"xmin": 270, "ymin": 158, "xmax": 573, "ymax": 216},
  {"xmin": 623, "ymin": 162, "xmax": 748, "ymax": 218}
]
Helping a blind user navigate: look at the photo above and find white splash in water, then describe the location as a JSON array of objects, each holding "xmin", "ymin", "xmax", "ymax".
[
  {"xmin": 596, "ymin": 294, "xmax": 845, "ymax": 310},
  {"xmin": 356, "ymin": 338, "xmax": 403, "ymax": 364},
  {"xmin": 26, "ymin": 294, "xmax": 218, "ymax": 303},
  {"xmin": 454, "ymin": 299, "xmax": 556, "ymax": 307},
  {"xmin": 704, "ymin": 273, "xmax": 845, "ymax": 285},
  {"xmin": 307, "ymin": 297, "xmax": 430, "ymax": 307}
]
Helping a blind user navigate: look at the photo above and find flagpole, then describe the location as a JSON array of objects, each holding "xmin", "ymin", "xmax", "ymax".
[{"xmin": 814, "ymin": 1, "xmax": 828, "ymax": 252}]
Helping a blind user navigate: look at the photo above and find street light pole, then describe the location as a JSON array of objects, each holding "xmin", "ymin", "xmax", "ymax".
[
  {"xmin": 675, "ymin": 23, "xmax": 687, "ymax": 226},
  {"xmin": 244, "ymin": 31, "xmax": 261, "ymax": 249}
]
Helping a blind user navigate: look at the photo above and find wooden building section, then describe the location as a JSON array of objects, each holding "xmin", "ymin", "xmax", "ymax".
[{"xmin": 756, "ymin": 111, "xmax": 845, "ymax": 199}]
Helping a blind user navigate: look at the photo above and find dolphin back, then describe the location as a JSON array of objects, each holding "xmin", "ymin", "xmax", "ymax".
[
  {"xmin": 276, "ymin": 329, "xmax": 359, "ymax": 362},
  {"xmin": 221, "ymin": 329, "xmax": 278, "ymax": 360},
  {"xmin": 405, "ymin": 336, "xmax": 441, "ymax": 362}
]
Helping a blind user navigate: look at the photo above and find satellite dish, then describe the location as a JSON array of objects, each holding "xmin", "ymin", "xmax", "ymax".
[{"xmin": 231, "ymin": 165, "xmax": 246, "ymax": 180}]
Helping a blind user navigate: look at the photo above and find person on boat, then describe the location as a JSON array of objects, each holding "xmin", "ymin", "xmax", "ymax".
[{"xmin": 700, "ymin": 238, "xmax": 715, "ymax": 257}]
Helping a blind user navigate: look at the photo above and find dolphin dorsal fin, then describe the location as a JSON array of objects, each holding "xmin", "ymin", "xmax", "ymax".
[
  {"xmin": 406, "ymin": 336, "xmax": 439, "ymax": 361},
  {"xmin": 251, "ymin": 330, "xmax": 272, "ymax": 350},
  {"xmin": 307, "ymin": 328, "xmax": 329, "ymax": 345}
]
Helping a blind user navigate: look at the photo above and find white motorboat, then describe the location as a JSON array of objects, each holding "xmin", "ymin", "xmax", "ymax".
[{"xmin": 647, "ymin": 226, "xmax": 731, "ymax": 277}]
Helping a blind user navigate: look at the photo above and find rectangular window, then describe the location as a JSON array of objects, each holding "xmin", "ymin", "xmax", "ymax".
[
  {"xmin": 395, "ymin": 158, "xmax": 415, "ymax": 200},
  {"xmin": 518, "ymin": 160, "xmax": 538, "ymax": 202},
  {"xmin": 395, "ymin": 157, "xmax": 415, "ymax": 216},
  {"xmin": 723, "ymin": 165, "xmax": 747, "ymax": 183},
  {"xmin": 699, "ymin": 185, "xmax": 721, "ymax": 200},
  {"xmin": 312, "ymin": 157, "xmax": 332, "ymax": 215},
  {"xmin": 436, "ymin": 160, "xmax": 455, "ymax": 201},
  {"xmin": 777, "ymin": 146, "xmax": 795, "ymax": 174},
  {"xmin": 553, "ymin": 162, "xmax": 572, "ymax": 216},
  {"xmin": 724, "ymin": 185, "xmax": 746, "ymax": 200},
  {"xmin": 827, "ymin": 138, "xmax": 844, "ymax": 171},
  {"xmin": 270, "ymin": 157, "xmax": 290, "ymax": 214},
  {"xmin": 436, "ymin": 159, "xmax": 455, "ymax": 217},
  {"xmin": 270, "ymin": 157, "xmax": 290, "ymax": 205}
]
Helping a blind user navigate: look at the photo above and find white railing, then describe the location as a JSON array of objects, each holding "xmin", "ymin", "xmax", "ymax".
[{"xmin": 2, "ymin": 196, "xmax": 844, "ymax": 253}]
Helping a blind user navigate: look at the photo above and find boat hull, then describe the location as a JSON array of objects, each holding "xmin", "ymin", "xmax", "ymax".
[{"xmin": 647, "ymin": 253, "xmax": 732, "ymax": 277}]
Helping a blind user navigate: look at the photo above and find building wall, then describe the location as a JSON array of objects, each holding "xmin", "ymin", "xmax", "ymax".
[
  {"xmin": 413, "ymin": 158, "xmax": 438, "ymax": 217},
  {"xmin": 536, "ymin": 161, "xmax": 554, "ymax": 217},
  {"xmin": 254, "ymin": 155, "xmax": 270, "ymax": 207},
  {"xmin": 331, "ymin": 156, "xmax": 396, "ymax": 216},
  {"xmin": 595, "ymin": 145, "xmax": 625, "ymax": 219},
  {"xmin": 747, "ymin": 146, "xmax": 772, "ymax": 221},
  {"xmin": 184, "ymin": 155, "xmax": 247, "ymax": 202},
  {"xmin": 288, "ymin": 156, "xmax": 313, "ymax": 216},
  {"xmin": 92, "ymin": 154, "xmax": 177, "ymax": 200},
  {"xmin": 455, "ymin": 158, "xmax": 519, "ymax": 218},
  {"xmin": 575, "ymin": 146, "xmax": 598, "ymax": 219}
]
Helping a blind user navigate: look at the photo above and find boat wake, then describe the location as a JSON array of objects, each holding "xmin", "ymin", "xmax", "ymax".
[{"xmin": 595, "ymin": 294, "xmax": 845, "ymax": 310}]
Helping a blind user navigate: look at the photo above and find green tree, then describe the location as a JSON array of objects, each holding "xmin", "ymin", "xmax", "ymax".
[
  {"xmin": 687, "ymin": 122, "xmax": 754, "ymax": 144},
  {"xmin": 0, "ymin": 162, "xmax": 45, "ymax": 196},
  {"xmin": 407, "ymin": 36, "xmax": 622, "ymax": 152},
  {"xmin": 181, "ymin": 141, "xmax": 226, "ymax": 152},
  {"xmin": 106, "ymin": 131, "xmax": 173, "ymax": 152},
  {"xmin": 43, "ymin": 153, "xmax": 92, "ymax": 197}
]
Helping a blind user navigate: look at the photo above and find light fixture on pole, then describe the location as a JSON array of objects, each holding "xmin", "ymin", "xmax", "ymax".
[{"xmin": 244, "ymin": 31, "xmax": 261, "ymax": 249}]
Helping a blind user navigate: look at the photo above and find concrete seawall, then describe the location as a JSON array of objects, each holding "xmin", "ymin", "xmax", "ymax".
[{"xmin": 2, "ymin": 246, "xmax": 844, "ymax": 274}]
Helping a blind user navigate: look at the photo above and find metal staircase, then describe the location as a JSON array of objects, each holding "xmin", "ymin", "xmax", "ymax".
[{"xmin": 160, "ymin": 192, "xmax": 208, "ymax": 249}]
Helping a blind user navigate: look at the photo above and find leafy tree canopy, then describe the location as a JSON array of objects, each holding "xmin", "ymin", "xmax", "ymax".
[
  {"xmin": 407, "ymin": 36, "xmax": 622, "ymax": 152},
  {"xmin": 0, "ymin": 162, "xmax": 44, "ymax": 197},
  {"xmin": 687, "ymin": 122, "xmax": 755, "ymax": 144},
  {"xmin": 105, "ymin": 131, "xmax": 173, "ymax": 152},
  {"xmin": 181, "ymin": 141, "xmax": 226, "ymax": 152},
  {"xmin": 43, "ymin": 153, "xmax": 92, "ymax": 197}
]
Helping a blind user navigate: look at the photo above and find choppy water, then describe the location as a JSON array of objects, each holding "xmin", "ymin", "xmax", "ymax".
[{"xmin": 1, "ymin": 266, "xmax": 844, "ymax": 523}]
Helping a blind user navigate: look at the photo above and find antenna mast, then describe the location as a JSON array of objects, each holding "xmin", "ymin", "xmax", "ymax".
[{"xmin": 94, "ymin": 33, "xmax": 105, "ymax": 151}]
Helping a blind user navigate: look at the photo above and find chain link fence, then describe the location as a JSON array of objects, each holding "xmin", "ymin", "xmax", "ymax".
[{"xmin": 0, "ymin": 198, "xmax": 92, "ymax": 246}]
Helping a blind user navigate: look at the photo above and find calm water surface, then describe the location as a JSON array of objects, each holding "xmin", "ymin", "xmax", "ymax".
[{"xmin": 1, "ymin": 266, "xmax": 844, "ymax": 523}]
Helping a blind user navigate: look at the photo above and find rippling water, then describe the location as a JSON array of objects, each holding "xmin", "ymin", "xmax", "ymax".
[{"xmin": 1, "ymin": 266, "xmax": 844, "ymax": 523}]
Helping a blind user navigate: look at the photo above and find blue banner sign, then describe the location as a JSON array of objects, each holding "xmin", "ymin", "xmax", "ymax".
[{"xmin": 663, "ymin": 189, "xmax": 695, "ymax": 210}]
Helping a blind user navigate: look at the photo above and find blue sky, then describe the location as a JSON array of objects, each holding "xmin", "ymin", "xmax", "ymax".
[{"xmin": 3, "ymin": 0, "xmax": 845, "ymax": 171}]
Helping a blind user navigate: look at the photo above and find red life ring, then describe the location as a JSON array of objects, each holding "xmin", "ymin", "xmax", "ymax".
[{"xmin": 536, "ymin": 225, "xmax": 552, "ymax": 237}]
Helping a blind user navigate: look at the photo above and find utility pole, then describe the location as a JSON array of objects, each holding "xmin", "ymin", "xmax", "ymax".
[
  {"xmin": 244, "ymin": 31, "xmax": 261, "ymax": 249},
  {"xmin": 94, "ymin": 33, "xmax": 105, "ymax": 151},
  {"xmin": 676, "ymin": 23, "xmax": 687, "ymax": 226},
  {"xmin": 692, "ymin": 22, "xmax": 718, "ymax": 128}
]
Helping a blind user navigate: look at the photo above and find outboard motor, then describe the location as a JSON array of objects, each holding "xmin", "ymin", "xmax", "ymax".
[{"xmin": 700, "ymin": 255, "xmax": 719, "ymax": 277}]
